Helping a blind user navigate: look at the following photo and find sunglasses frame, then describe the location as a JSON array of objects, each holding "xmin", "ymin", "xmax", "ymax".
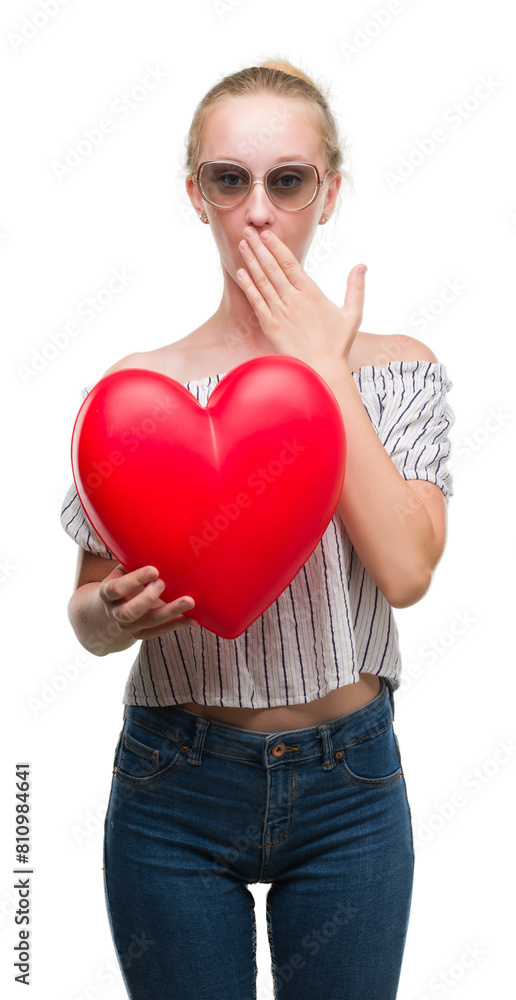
[{"xmin": 192, "ymin": 159, "xmax": 332, "ymax": 211}]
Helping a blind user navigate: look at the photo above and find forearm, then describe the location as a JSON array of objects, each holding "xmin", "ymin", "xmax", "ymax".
[
  {"xmin": 318, "ymin": 365, "xmax": 438, "ymax": 607},
  {"xmin": 67, "ymin": 582, "xmax": 137, "ymax": 656}
]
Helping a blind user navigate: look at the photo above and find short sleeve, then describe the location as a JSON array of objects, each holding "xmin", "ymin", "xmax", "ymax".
[
  {"xmin": 355, "ymin": 361, "xmax": 455, "ymax": 502},
  {"xmin": 358, "ymin": 360, "xmax": 455, "ymax": 503},
  {"xmin": 59, "ymin": 384, "xmax": 117, "ymax": 560}
]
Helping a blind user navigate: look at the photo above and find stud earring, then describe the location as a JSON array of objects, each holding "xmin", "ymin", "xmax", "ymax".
[
  {"xmin": 320, "ymin": 212, "xmax": 329, "ymax": 224},
  {"xmin": 198, "ymin": 211, "xmax": 209, "ymax": 223}
]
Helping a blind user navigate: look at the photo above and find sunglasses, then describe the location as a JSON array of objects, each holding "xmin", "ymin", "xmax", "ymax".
[{"xmin": 193, "ymin": 160, "xmax": 331, "ymax": 211}]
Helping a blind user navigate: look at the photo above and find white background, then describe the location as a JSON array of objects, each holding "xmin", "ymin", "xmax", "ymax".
[{"xmin": 1, "ymin": 0, "xmax": 515, "ymax": 997}]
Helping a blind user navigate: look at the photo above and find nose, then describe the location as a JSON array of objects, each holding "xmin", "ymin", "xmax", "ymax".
[{"xmin": 243, "ymin": 180, "xmax": 275, "ymax": 227}]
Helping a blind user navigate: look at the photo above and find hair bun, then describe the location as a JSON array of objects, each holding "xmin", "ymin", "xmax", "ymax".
[{"xmin": 259, "ymin": 59, "xmax": 320, "ymax": 93}]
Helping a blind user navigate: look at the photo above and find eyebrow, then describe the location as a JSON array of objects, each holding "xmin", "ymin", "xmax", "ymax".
[{"xmin": 213, "ymin": 155, "xmax": 311, "ymax": 164}]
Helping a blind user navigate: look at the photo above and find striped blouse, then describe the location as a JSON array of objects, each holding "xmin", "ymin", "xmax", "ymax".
[{"xmin": 60, "ymin": 360, "xmax": 454, "ymax": 708}]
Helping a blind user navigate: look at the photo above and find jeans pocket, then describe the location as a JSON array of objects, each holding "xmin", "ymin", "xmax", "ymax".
[
  {"xmin": 114, "ymin": 717, "xmax": 186, "ymax": 786},
  {"xmin": 119, "ymin": 732, "xmax": 160, "ymax": 778},
  {"xmin": 339, "ymin": 721, "xmax": 403, "ymax": 788}
]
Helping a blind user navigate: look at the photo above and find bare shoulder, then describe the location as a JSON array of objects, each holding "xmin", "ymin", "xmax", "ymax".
[
  {"xmin": 385, "ymin": 333, "xmax": 439, "ymax": 364},
  {"xmin": 100, "ymin": 346, "xmax": 186, "ymax": 382},
  {"xmin": 352, "ymin": 332, "xmax": 439, "ymax": 370},
  {"xmin": 100, "ymin": 352, "xmax": 150, "ymax": 379}
]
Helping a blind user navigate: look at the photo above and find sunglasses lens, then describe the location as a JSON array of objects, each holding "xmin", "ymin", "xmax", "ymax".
[
  {"xmin": 199, "ymin": 162, "xmax": 251, "ymax": 208},
  {"xmin": 267, "ymin": 163, "xmax": 318, "ymax": 208},
  {"xmin": 198, "ymin": 162, "xmax": 319, "ymax": 209}
]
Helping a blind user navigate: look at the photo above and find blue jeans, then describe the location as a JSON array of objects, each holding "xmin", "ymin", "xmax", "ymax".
[{"xmin": 103, "ymin": 677, "xmax": 414, "ymax": 999}]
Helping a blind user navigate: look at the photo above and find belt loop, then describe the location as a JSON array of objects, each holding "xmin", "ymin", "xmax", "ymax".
[
  {"xmin": 186, "ymin": 716, "xmax": 210, "ymax": 766},
  {"xmin": 317, "ymin": 723, "xmax": 336, "ymax": 770}
]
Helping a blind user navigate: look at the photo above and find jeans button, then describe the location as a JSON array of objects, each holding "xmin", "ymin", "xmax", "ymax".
[{"xmin": 272, "ymin": 743, "xmax": 286, "ymax": 757}]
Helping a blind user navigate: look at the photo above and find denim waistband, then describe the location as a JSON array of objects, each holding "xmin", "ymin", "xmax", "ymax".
[{"xmin": 123, "ymin": 677, "xmax": 396, "ymax": 772}]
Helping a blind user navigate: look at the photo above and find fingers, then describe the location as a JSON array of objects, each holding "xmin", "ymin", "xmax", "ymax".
[
  {"xmin": 238, "ymin": 227, "xmax": 305, "ymax": 297},
  {"xmin": 342, "ymin": 264, "xmax": 367, "ymax": 322},
  {"xmin": 255, "ymin": 229, "xmax": 306, "ymax": 287},
  {"xmin": 238, "ymin": 238, "xmax": 282, "ymax": 304},
  {"xmin": 121, "ymin": 594, "xmax": 198, "ymax": 632},
  {"xmin": 127, "ymin": 609, "xmax": 200, "ymax": 641},
  {"xmin": 102, "ymin": 564, "xmax": 160, "ymax": 603},
  {"xmin": 100, "ymin": 565, "xmax": 199, "ymax": 632},
  {"xmin": 236, "ymin": 264, "xmax": 271, "ymax": 319}
]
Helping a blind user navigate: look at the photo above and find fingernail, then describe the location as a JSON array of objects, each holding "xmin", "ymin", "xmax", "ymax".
[{"xmin": 357, "ymin": 265, "xmax": 367, "ymax": 275}]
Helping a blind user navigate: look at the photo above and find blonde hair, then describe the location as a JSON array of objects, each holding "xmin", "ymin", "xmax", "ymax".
[{"xmin": 181, "ymin": 57, "xmax": 353, "ymax": 210}]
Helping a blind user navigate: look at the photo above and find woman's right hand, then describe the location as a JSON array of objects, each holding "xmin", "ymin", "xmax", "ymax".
[{"xmin": 97, "ymin": 564, "xmax": 200, "ymax": 641}]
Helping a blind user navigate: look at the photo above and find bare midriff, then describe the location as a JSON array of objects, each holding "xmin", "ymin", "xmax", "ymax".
[{"xmin": 178, "ymin": 672, "xmax": 383, "ymax": 733}]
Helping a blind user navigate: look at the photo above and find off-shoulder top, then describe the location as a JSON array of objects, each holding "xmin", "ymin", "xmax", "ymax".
[{"xmin": 60, "ymin": 360, "xmax": 455, "ymax": 707}]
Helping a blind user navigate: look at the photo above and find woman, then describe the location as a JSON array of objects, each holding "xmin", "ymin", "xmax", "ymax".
[{"xmin": 60, "ymin": 60, "xmax": 454, "ymax": 1000}]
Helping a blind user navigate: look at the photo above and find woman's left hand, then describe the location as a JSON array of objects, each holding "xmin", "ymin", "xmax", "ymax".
[{"xmin": 236, "ymin": 226, "xmax": 367, "ymax": 371}]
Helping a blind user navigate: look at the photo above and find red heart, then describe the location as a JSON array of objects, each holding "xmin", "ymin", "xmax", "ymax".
[{"xmin": 71, "ymin": 355, "xmax": 346, "ymax": 638}]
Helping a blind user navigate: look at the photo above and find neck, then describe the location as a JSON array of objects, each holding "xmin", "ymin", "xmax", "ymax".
[{"xmin": 207, "ymin": 267, "xmax": 277, "ymax": 357}]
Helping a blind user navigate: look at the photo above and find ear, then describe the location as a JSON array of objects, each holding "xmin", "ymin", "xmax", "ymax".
[
  {"xmin": 321, "ymin": 170, "xmax": 342, "ymax": 219},
  {"xmin": 185, "ymin": 174, "xmax": 203, "ymax": 217}
]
